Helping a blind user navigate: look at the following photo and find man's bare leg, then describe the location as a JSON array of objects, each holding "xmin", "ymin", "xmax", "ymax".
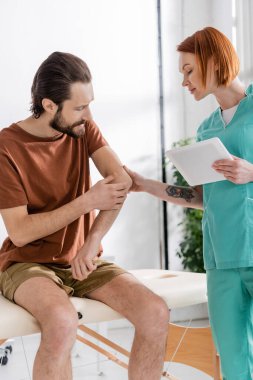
[
  {"xmin": 60, "ymin": 356, "xmax": 72, "ymax": 380},
  {"xmin": 14, "ymin": 277, "xmax": 78, "ymax": 380},
  {"xmin": 87, "ymin": 273, "xmax": 169, "ymax": 380}
]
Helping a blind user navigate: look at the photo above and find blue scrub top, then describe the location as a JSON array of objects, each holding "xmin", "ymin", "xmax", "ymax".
[{"xmin": 197, "ymin": 83, "xmax": 253, "ymax": 270}]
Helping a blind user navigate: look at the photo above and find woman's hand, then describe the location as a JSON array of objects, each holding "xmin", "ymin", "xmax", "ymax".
[
  {"xmin": 212, "ymin": 155, "xmax": 253, "ymax": 184},
  {"xmin": 123, "ymin": 166, "xmax": 146, "ymax": 192}
]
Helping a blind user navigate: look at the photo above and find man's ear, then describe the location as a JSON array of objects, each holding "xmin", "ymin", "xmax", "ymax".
[{"xmin": 41, "ymin": 98, "xmax": 58, "ymax": 115}]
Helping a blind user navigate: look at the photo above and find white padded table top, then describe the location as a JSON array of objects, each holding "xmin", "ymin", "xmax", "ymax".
[{"xmin": 0, "ymin": 269, "xmax": 207, "ymax": 339}]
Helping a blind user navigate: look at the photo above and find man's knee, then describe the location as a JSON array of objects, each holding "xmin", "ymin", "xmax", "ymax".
[
  {"xmin": 41, "ymin": 304, "xmax": 78, "ymax": 350},
  {"xmin": 136, "ymin": 295, "xmax": 169, "ymax": 334},
  {"xmin": 147, "ymin": 296, "xmax": 169, "ymax": 326}
]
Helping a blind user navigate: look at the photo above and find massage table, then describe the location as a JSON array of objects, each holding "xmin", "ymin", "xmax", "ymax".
[{"xmin": 0, "ymin": 269, "xmax": 221, "ymax": 379}]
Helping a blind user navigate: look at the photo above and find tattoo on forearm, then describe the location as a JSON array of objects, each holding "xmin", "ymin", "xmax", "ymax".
[{"xmin": 165, "ymin": 186, "xmax": 195, "ymax": 203}]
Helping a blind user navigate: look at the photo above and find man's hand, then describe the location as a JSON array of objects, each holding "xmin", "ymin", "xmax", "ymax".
[
  {"xmin": 123, "ymin": 166, "xmax": 147, "ymax": 192},
  {"xmin": 87, "ymin": 175, "xmax": 128, "ymax": 210},
  {"xmin": 70, "ymin": 236, "xmax": 100, "ymax": 280},
  {"xmin": 212, "ymin": 155, "xmax": 253, "ymax": 184}
]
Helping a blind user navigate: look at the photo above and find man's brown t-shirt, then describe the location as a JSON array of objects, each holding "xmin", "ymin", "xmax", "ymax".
[{"xmin": 0, "ymin": 121, "xmax": 108, "ymax": 271}]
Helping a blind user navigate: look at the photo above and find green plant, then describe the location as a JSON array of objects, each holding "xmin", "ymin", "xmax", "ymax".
[{"xmin": 170, "ymin": 138, "xmax": 205, "ymax": 273}]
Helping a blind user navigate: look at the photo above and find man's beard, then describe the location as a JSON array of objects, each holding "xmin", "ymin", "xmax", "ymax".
[{"xmin": 49, "ymin": 109, "xmax": 86, "ymax": 139}]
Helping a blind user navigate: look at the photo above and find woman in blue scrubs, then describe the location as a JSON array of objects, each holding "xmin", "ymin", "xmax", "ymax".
[{"xmin": 126, "ymin": 27, "xmax": 253, "ymax": 380}]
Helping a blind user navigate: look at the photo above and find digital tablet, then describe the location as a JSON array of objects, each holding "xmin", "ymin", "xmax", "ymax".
[{"xmin": 166, "ymin": 137, "xmax": 233, "ymax": 186}]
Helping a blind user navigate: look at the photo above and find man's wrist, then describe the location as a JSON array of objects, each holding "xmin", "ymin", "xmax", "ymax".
[
  {"xmin": 81, "ymin": 191, "xmax": 94, "ymax": 213},
  {"xmin": 86, "ymin": 230, "xmax": 103, "ymax": 244}
]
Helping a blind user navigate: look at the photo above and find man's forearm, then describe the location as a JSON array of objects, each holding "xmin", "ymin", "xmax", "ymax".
[
  {"xmin": 143, "ymin": 179, "xmax": 203, "ymax": 209},
  {"xmin": 87, "ymin": 208, "xmax": 121, "ymax": 243},
  {"xmin": 11, "ymin": 194, "xmax": 92, "ymax": 247},
  {"xmin": 85, "ymin": 171, "xmax": 132, "ymax": 244}
]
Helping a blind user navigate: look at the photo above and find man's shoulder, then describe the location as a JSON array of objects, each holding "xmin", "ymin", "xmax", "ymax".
[
  {"xmin": 0, "ymin": 123, "xmax": 18, "ymax": 150},
  {"xmin": 85, "ymin": 119, "xmax": 100, "ymax": 133}
]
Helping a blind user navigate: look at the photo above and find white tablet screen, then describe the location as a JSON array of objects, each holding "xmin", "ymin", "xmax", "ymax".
[{"xmin": 166, "ymin": 137, "xmax": 232, "ymax": 186}]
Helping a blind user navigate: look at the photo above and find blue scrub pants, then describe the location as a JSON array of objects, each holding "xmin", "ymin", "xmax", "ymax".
[{"xmin": 207, "ymin": 268, "xmax": 253, "ymax": 380}]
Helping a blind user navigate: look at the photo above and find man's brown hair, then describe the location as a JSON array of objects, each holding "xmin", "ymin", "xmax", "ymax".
[{"xmin": 30, "ymin": 52, "xmax": 92, "ymax": 118}]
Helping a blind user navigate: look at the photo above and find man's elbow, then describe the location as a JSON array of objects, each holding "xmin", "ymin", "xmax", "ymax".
[
  {"xmin": 8, "ymin": 227, "xmax": 28, "ymax": 247},
  {"xmin": 10, "ymin": 233, "xmax": 26, "ymax": 247},
  {"xmin": 113, "ymin": 170, "xmax": 132, "ymax": 191},
  {"xmin": 123, "ymin": 173, "xmax": 133, "ymax": 190}
]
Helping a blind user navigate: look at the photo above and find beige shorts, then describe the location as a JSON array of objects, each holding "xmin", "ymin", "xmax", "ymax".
[{"xmin": 0, "ymin": 260, "xmax": 127, "ymax": 302}]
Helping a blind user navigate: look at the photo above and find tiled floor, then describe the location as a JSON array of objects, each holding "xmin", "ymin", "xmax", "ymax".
[{"xmin": 0, "ymin": 322, "xmax": 212, "ymax": 380}]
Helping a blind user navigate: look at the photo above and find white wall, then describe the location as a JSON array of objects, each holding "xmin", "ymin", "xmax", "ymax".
[
  {"xmin": 0, "ymin": 0, "xmax": 162, "ymax": 269},
  {"xmin": 235, "ymin": 0, "xmax": 253, "ymax": 84}
]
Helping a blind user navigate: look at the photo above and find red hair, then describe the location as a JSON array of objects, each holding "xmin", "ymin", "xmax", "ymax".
[{"xmin": 177, "ymin": 27, "xmax": 239, "ymax": 87}]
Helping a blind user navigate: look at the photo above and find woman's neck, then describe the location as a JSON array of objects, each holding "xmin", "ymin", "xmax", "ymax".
[{"xmin": 213, "ymin": 78, "xmax": 246, "ymax": 110}]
